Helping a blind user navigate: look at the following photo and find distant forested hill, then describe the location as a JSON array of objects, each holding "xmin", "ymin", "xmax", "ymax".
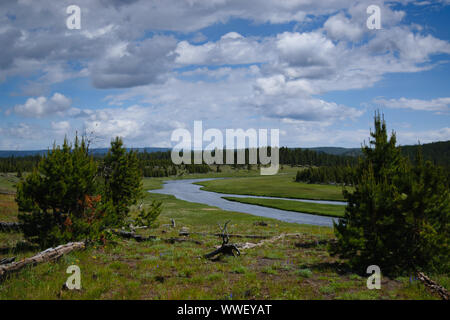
[
  {"xmin": 400, "ymin": 141, "xmax": 449, "ymax": 167},
  {"xmin": 307, "ymin": 141, "xmax": 449, "ymax": 167},
  {"xmin": 306, "ymin": 147, "xmax": 362, "ymax": 157}
]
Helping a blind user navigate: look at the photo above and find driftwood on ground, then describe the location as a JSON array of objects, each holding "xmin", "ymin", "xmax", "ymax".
[
  {"xmin": 163, "ymin": 238, "xmax": 202, "ymax": 245},
  {"xmin": 112, "ymin": 230, "xmax": 157, "ymax": 242},
  {"xmin": 417, "ymin": 272, "xmax": 449, "ymax": 300},
  {"xmin": 0, "ymin": 222, "xmax": 23, "ymax": 233},
  {"xmin": 113, "ymin": 230, "xmax": 202, "ymax": 245},
  {"xmin": 237, "ymin": 233, "xmax": 304, "ymax": 250},
  {"xmin": 204, "ymin": 221, "xmax": 240, "ymax": 259},
  {"xmin": 0, "ymin": 242, "xmax": 85, "ymax": 279},
  {"xmin": 180, "ymin": 230, "xmax": 270, "ymax": 239}
]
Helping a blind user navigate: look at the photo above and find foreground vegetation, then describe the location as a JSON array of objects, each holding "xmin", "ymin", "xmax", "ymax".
[
  {"xmin": 222, "ymin": 197, "xmax": 345, "ymax": 218},
  {"xmin": 1, "ymin": 179, "xmax": 446, "ymax": 299}
]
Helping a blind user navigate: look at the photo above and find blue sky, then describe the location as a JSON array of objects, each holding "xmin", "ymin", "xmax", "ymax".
[{"xmin": 0, "ymin": 0, "xmax": 449, "ymax": 150}]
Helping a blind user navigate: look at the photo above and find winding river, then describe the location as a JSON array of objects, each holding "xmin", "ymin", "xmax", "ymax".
[{"xmin": 150, "ymin": 178, "xmax": 344, "ymax": 227}]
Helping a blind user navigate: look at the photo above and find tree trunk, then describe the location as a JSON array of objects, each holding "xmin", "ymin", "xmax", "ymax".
[
  {"xmin": 417, "ymin": 272, "xmax": 449, "ymax": 300},
  {"xmin": 0, "ymin": 242, "xmax": 85, "ymax": 279}
]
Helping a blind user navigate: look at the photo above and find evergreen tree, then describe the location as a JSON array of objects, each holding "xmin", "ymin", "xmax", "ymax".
[
  {"xmin": 330, "ymin": 113, "xmax": 449, "ymax": 275},
  {"xmin": 16, "ymin": 136, "xmax": 103, "ymax": 247},
  {"xmin": 101, "ymin": 137, "xmax": 143, "ymax": 225}
]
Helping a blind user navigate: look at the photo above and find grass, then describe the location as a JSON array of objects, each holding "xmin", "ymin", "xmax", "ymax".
[
  {"xmin": 0, "ymin": 173, "xmax": 20, "ymax": 194},
  {"xmin": 196, "ymin": 175, "xmax": 350, "ymax": 202},
  {"xmin": 223, "ymin": 197, "xmax": 346, "ymax": 218},
  {"xmin": 0, "ymin": 175, "xmax": 446, "ymax": 300},
  {"xmin": 0, "ymin": 194, "xmax": 19, "ymax": 222}
]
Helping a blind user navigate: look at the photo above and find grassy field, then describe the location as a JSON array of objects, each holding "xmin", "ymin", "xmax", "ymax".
[
  {"xmin": 0, "ymin": 173, "xmax": 20, "ymax": 194},
  {"xmin": 223, "ymin": 197, "xmax": 346, "ymax": 218},
  {"xmin": 0, "ymin": 174, "xmax": 447, "ymax": 300},
  {"xmin": 196, "ymin": 175, "xmax": 349, "ymax": 202}
]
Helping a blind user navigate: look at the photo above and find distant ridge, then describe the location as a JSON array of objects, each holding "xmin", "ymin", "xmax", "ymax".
[
  {"xmin": 308, "ymin": 141, "xmax": 449, "ymax": 167},
  {"xmin": 306, "ymin": 147, "xmax": 362, "ymax": 157}
]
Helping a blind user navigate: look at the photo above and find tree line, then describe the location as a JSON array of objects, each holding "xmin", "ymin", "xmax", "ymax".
[{"xmin": 295, "ymin": 166, "xmax": 357, "ymax": 185}]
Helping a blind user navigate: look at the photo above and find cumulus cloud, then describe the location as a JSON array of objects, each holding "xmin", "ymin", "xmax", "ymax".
[
  {"xmin": 324, "ymin": 13, "xmax": 364, "ymax": 41},
  {"xmin": 51, "ymin": 120, "xmax": 71, "ymax": 133},
  {"xmin": 1, "ymin": 0, "xmax": 450, "ymax": 149},
  {"xmin": 397, "ymin": 127, "xmax": 450, "ymax": 144},
  {"xmin": 374, "ymin": 97, "xmax": 450, "ymax": 112},
  {"xmin": 11, "ymin": 93, "xmax": 72, "ymax": 118},
  {"xmin": 91, "ymin": 35, "xmax": 178, "ymax": 88},
  {"xmin": 175, "ymin": 32, "xmax": 272, "ymax": 65}
]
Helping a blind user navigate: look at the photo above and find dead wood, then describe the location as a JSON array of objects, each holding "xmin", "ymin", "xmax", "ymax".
[
  {"xmin": 237, "ymin": 233, "xmax": 304, "ymax": 250},
  {"xmin": 180, "ymin": 231, "xmax": 270, "ymax": 239},
  {"xmin": 163, "ymin": 238, "xmax": 202, "ymax": 245},
  {"xmin": 204, "ymin": 221, "xmax": 241, "ymax": 259},
  {"xmin": 0, "ymin": 222, "xmax": 23, "ymax": 233},
  {"xmin": 0, "ymin": 241, "xmax": 85, "ymax": 279},
  {"xmin": 112, "ymin": 230, "xmax": 157, "ymax": 242},
  {"xmin": 417, "ymin": 272, "xmax": 449, "ymax": 300}
]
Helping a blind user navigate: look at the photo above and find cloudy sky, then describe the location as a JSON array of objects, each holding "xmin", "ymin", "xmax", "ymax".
[{"xmin": 0, "ymin": 0, "xmax": 449, "ymax": 150}]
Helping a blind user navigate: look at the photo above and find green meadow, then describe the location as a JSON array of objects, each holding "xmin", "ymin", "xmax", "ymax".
[
  {"xmin": 196, "ymin": 174, "xmax": 349, "ymax": 202},
  {"xmin": 222, "ymin": 197, "xmax": 346, "ymax": 218}
]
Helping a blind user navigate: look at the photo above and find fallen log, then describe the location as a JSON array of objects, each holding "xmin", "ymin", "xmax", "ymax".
[
  {"xmin": 180, "ymin": 231, "xmax": 270, "ymax": 239},
  {"xmin": 163, "ymin": 238, "xmax": 202, "ymax": 245},
  {"xmin": 417, "ymin": 272, "xmax": 449, "ymax": 300},
  {"xmin": 112, "ymin": 230, "xmax": 156, "ymax": 242},
  {"xmin": 0, "ymin": 242, "xmax": 85, "ymax": 280},
  {"xmin": 237, "ymin": 233, "xmax": 304, "ymax": 250},
  {"xmin": 0, "ymin": 222, "xmax": 23, "ymax": 233},
  {"xmin": 205, "ymin": 244, "xmax": 240, "ymax": 259}
]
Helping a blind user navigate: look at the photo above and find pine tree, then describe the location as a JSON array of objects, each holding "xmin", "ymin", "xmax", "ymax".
[
  {"xmin": 101, "ymin": 137, "xmax": 143, "ymax": 225},
  {"xmin": 17, "ymin": 136, "xmax": 101, "ymax": 247},
  {"xmin": 330, "ymin": 113, "xmax": 449, "ymax": 275}
]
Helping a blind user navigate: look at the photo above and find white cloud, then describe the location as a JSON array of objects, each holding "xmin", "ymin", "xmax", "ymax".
[
  {"xmin": 324, "ymin": 13, "xmax": 364, "ymax": 41},
  {"xmin": 175, "ymin": 32, "xmax": 272, "ymax": 65},
  {"xmin": 397, "ymin": 127, "xmax": 450, "ymax": 145},
  {"xmin": 11, "ymin": 93, "xmax": 72, "ymax": 118},
  {"xmin": 51, "ymin": 121, "xmax": 71, "ymax": 133},
  {"xmin": 374, "ymin": 97, "xmax": 450, "ymax": 112}
]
